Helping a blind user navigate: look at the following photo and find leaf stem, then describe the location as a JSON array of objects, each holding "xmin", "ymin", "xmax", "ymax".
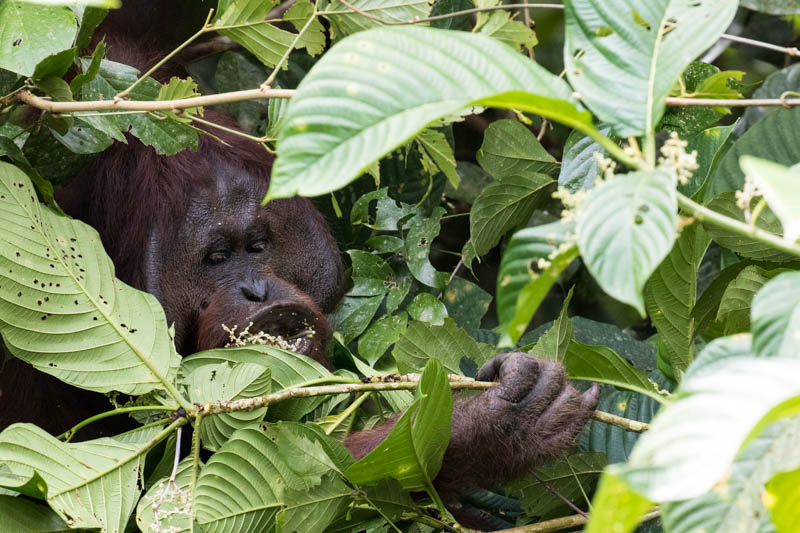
[
  {"xmin": 264, "ymin": 2, "xmax": 319, "ymax": 87},
  {"xmin": 324, "ymin": 391, "xmax": 372, "ymax": 435},
  {"xmin": 489, "ymin": 509, "xmax": 660, "ymax": 533},
  {"xmin": 57, "ymin": 405, "xmax": 176, "ymax": 441},
  {"xmin": 677, "ymin": 193, "xmax": 800, "ymax": 258}
]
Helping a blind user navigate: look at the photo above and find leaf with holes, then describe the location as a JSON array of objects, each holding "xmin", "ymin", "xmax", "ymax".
[
  {"xmin": 268, "ymin": 26, "xmax": 598, "ymax": 200},
  {"xmin": 564, "ymin": 0, "xmax": 737, "ymax": 137},
  {"xmin": 0, "ymin": 162, "xmax": 179, "ymax": 395},
  {"xmin": 0, "ymin": 2, "xmax": 77, "ymax": 76},
  {"xmin": 577, "ymin": 168, "xmax": 677, "ymax": 316},
  {"xmin": 324, "ymin": 0, "xmax": 433, "ymax": 39}
]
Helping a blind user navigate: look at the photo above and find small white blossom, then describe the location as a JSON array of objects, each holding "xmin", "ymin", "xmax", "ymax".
[
  {"xmin": 148, "ymin": 479, "xmax": 193, "ymax": 533},
  {"xmin": 658, "ymin": 132, "xmax": 699, "ymax": 185},
  {"xmin": 552, "ymin": 187, "xmax": 587, "ymax": 223},
  {"xmin": 593, "ymin": 152, "xmax": 617, "ymax": 182},
  {"xmin": 735, "ymin": 174, "xmax": 762, "ymax": 222},
  {"xmin": 223, "ymin": 321, "xmax": 315, "ymax": 352}
]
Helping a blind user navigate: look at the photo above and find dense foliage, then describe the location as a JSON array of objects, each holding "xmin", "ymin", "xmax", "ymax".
[{"xmin": 1, "ymin": 0, "xmax": 800, "ymax": 531}]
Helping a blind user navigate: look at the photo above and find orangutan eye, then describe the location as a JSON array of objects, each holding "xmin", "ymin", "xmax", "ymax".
[
  {"xmin": 205, "ymin": 250, "xmax": 230, "ymax": 265},
  {"xmin": 247, "ymin": 240, "xmax": 267, "ymax": 253}
]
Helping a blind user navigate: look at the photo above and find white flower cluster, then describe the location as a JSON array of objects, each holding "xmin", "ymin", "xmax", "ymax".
[
  {"xmin": 552, "ymin": 186, "xmax": 587, "ymax": 223},
  {"xmin": 222, "ymin": 321, "xmax": 314, "ymax": 352},
  {"xmin": 735, "ymin": 174, "xmax": 762, "ymax": 222},
  {"xmin": 593, "ymin": 152, "xmax": 617, "ymax": 183},
  {"xmin": 658, "ymin": 132, "xmax": 699, "ymax": 185},
  {"xmin": 149, "ymin": 479, "xmax": 193, "ymax": 533}
]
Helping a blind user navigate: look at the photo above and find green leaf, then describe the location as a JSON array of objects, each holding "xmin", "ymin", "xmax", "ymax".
[
  {"xmin": 508, "ymin": 452, "xmax": 607, "ymax": 520},
  {"xmin": 504, "ymin": 245, "xmax": 579, "ymax": 347},
  {"xmin": 476, "ymin": 119, "xmax": 558, "ymax": 179},
  {"xmin": 416, "ymin": 128, "xmax": 459, "ymax": 188},
  {"xmin": 717, "ymin": 265, "xmax": 783, "ymax": 336},
  {"xmin": 357, "ymin": 312, "xmax": 408, "ymax": 366},
  {"xmin": 617, "ymin": 346, "xmax": 800, "ymax": 501},
  {"xmin": 564, "ymin": 340, "xmax": 666, "ymax": 404},
  {"xmin": 407, "ymin": 292, "xmax": 448, "ymax": 326},
  {"xmin": 558, "ymin": 127, "xmax": 611, "ymax": 193},
  {"xmin": 585, "ymin": 473, "xmax": 653, "ymax": 533},
  {"xmin": 393, "ymin": 317, "xmax": 495, "ymax": 374},
  {"xmin": 80, "ymin": 59, "xmax": 198, "ymax": 155},
  {"xmin": 661, "ymin": 63, "xmax": 740, "ymax": 135},
  {"xmin": 528, "ymin": 288, "xmax": 574, "ymax": 362},
  {"xmin": 564, "ymin": 0, "xmax": 737, "ymax": 137},
  {"xmin": 180, "ymin": 346, "xmax": 331, "ymax": 421},
  {"xmin": 345, "ymin": 358, "xmax": 453, "ymax": 500},
  {"xmin": 324, "ymin": 0, "xmax": 433, "ymax": 39},
  {"xmin": 704, "ymin": 193, "xmax": 794, "ymax": 263},
  {"xmin": 0, "ymin": 162, "xmax": 179, "ymax": 395},
  {"xmin": 404, "ymin": 207, "xmax": 447, "ymax": 289},
  {"xmin": 680, "ymin": 123, "xmax": 735, "ymax": 198},
  {"xmin": 347, "ymin": 249, "xmax": 396, "ymax": 297},
  {"xmin": 32, "ymin": 48, "xmax": 77, "ymax": 80},
  {"xmin": 441, "ymin": 276, "xmax": 491, "ymax": 333},
  {"xmin": 705, "ymin": 107, "xmax": 800, "ymax": 199},
  {"xmin": 662, "ymin": 417, "xmax": 800, "ymax": 533},
  {"xmin": 740, "ymin": 156, "xmax": 800, "ymax": 243},
  {"xmin": 0, "ymin": 424, "xmax": 152, "ymax": 532},
  {"xmin": 751, "ymin": 271, "xmax": 800, "ymax": 359},
  {"xmin": 195, "ymin": 424, "xmax": 349, "ymax": 532},
  {"xmin": 766, "ymin": 466, "xmax": 800, "ymax": 533},
  {"xmin": 740, "ymin": 0, "xmax": 800, "ymax": 14},
  {"xmin": 476, "ymin": 10, "xmax": 537, "ymax": 51},
  {"xmin": 74, "ymin": 6, "xmax": 109, "ymax": 50},
  {"xmin": 330, "ymin": 294, "xmax": 384, "ymax": 344},
  {"xmin": 267, "ymin": 26, "xmax": 594, "ymax": 201},
  {"xmin": 0, "ymin": 2, "xmax": 77, "ymax": 76},
  {"xmin": 645, "ymin": 223, "xmax": 710, "ymax": 376},
  {"xmin": 496, "ymin": 220, "xmax": 573, "ymax": 336},
  {"xmin": 577, "ymin": 168, "xmax": 678, "ymax": 316},
  {"xmin": 213, "ymin": 0, "xmax": 325, "ymax": 68},
  {"xmin": 463, "ymin": 173, "xmax": 553, "ymax": 269},
  {"xmin": 0, "ymin": 495, "xmax": 69, "ymax": 532},
  {"xmin": 186, "ymin": 362, "xmax": 272, "ymax": 451}
]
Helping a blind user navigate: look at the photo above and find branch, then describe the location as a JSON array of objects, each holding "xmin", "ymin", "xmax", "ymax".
[
  {"xmin": 666, "ymin": 96, "xmax": 800, "ymax": 108},
  {"xmin": 491, "ymin": 509, "xmax": 660, "ymax": 533},
  {"xmin": 16, "ymin": 87, "xmax": 294, "ymax": 113},
  {"xmin": 677, "ymin": 193, "xmax": 800, "ymax": 259},
  {"xmin": 591, "ymin": 410, "xmax": 649, "ymax": 433}
]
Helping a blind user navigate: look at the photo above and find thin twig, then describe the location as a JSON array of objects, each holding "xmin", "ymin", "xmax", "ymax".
[
  {"xmin": 591, "ymin": 410, "xmax": 649, "ymax": 433},
  {"xmin": 17, "ymin": 88, "xmax": 294, "ymax": 113},
  {"xmin": 491, "ymin": 509, "xmax": 660, "ymax": 533},
  {"xmin": 530, "ymin": 469, "xmax": 589, "ymax": 518},
  {"xmin": 264, "ymin": 2, "xmax": 319, "ymax": 86}
]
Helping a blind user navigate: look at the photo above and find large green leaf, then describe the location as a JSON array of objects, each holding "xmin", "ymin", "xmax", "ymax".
[
  {"xmin": 576, "ymin": 168, "xmax": 677, "ymax": 316},
  {"xmin": 324, "ymin": 0, "xmax": 433, "ymax": 39},
  {"xmin": 345, "ymin": 358, "xmax": 452, "ymax": 497},
  {"xmin": 681, "ymin": 124, "xmax": 736, "ymax": 198},
  {"xmin": 267, "ymin": 26, "xmax": 595, "ymax": 200},
  {"xmin": 662, "ymin": 417, "xmax": 800, "ymax": 533},
  {"xmin": 645, "ymin": 223, "xmax": 710, "ymax": 375},
  {"xmin": 717, "ymin": 265, "xmax": 783, "ymax": 336},
  {"xmin": 463, "ymin": 119, "xmax": 558, "ymax": 268},
  {"xmin": 705, "ymin": 107, "xmax": 800, "ymax": 199},
  {"xmin": 0, "ymin": 2, "xmax": 77, "ymax": 77},
  {"xmin": 0, "ymin": 424, "xmax": 153, "ymax": 532},
  {"xmin": 563, "ymin": 0, "xmax": 737, "ymax": 137},
  {"xmin": 195, "ymin": 424, "xmax": 350, "ymax": 532},
  {"xmin": 393, "ymin": 317, "xmax": 495, "ymax": 374},
  {"xmin": 180, "ymin": 346, "xmax": 331, "ymax": 421},
  {"xmin": 186, "ymin": 363, "xmax": 272, "ymax": 451},
  {"xmin": 751, "ymin": 271, "xmax": 800, "ymax": 359},
  {"xmin": 0, "ymin": 162, "xmax": 179, "ymax": 395},
  {"xmin": 766, "ymin": 466, "xmax": 800, "ymax": 533},
  {"xmin": 213, "ymin": 0, "xmax": 325, "ymax": 68},
  {"xmin": 616, "ymin": 340, "xmax": 800, "ymax": 501}
]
